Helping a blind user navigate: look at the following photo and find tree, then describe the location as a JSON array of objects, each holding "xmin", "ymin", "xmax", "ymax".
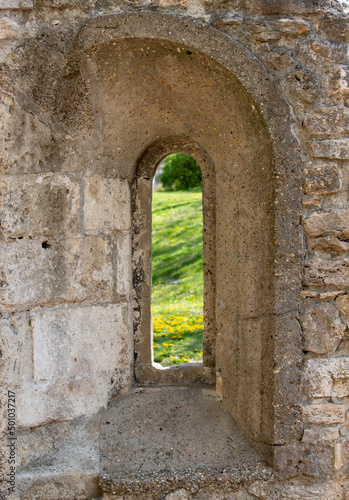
[{"xmin": 159, "ymin": 154, "xmax": 202, "ymax": 191}]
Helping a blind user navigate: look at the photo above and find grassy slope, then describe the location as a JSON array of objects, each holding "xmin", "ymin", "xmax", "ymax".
[{"xmin": 151, "ymin": 190, "xmax": 203, "ymax": 366}]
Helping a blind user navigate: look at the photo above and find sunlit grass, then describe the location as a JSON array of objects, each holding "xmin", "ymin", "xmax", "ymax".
[{"xmin": 152, "ymin": 190, "xmax": 203, "ymax": 367}]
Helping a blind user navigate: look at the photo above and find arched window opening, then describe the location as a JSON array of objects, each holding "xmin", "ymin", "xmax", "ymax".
[{"xmin": 152, "ymin": 154, "xmax": 203, "ymax": 367}]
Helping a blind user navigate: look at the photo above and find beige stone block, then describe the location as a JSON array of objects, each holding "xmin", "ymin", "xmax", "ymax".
[
  {"xmin": 337, "ymin": 294, "xmax": 349, "ymax": 327},
  {"xmin": 17, "ymin": 303, "xmax": 132, "ymax": 428},
  {"xmin": 302, "ymin": 427, "xmax": 340, "ymax": 443},
  {"xmin": 308, "ymin": 236, "xmax": 349, "ymax": 255},
  {"xmin": 84, "ymin": 176, "xmax": 131, "ymax": 234},
  {"xmin": 0, "ymin": 18, "xmax": 19, "ymax": 39},
  {"xmin": 0, "ymin": 312, "xmax": 33, "ymax": 386},
  {"xmin": 303, "ymin": 210, "xmax": 349, "ymax": 238},
  {"xmin": 304, "ymin": 258, "xmax": 349, "ymax": 289},
  {"xmin": 0, "ymin": 174, "xmax": 80, "ymax": 238},
  {"xmin": 0, "ymin": 236, "xmax": 114, "ymax": 309},
  {"xmin": 301, "ymin": 301, "xmax": 344, "ymax": 354},
  {"xmin": 115, "ymin": 232, "xmax": 132, "ymax": 297},
  {"xmin": 312, "ymin": 139, "xmax": 349, "ymax": 160},
  {"xmin": 303, "ymin": 358, "xmax": 349, "ymax": 398},
  {"xmin": 303, "ymin": 164, "xmax": 341, "ymax": 195},
  {"xmin": 302, "ymin": 403, "xmax": 345, "ymax": 425},
  {"xmin": 273, "ymin": 18, "xmax": 310, "ymax": 35}
]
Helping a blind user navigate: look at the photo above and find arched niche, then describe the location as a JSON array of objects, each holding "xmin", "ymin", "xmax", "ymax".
[{"xmin": 77, "ymin": 12, "xmax": 303, "ymax": 469}]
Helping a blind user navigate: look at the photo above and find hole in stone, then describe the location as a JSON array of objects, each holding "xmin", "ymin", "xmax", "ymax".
[
  {"xmin": 152, "ymin": 153, "xmax": 203, "ymax": 368},
  {"xmin": 41, "ymin": 241, "xmax": 51, "ymax": 249}
]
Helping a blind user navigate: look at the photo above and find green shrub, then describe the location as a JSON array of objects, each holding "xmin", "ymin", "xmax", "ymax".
[{"xmin": 160, "ymin": 154, "xmax": 202, "ymax": 190}]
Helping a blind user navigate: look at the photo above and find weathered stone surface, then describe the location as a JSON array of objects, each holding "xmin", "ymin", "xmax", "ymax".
[
  {"xmin": 0, "ymin": 236, "xmax": 115, "ymax": 309},
  {"xmin": 304, "ymin": 258, "xmax": 349, "ymax": 288},
  {"xmin": 0, "ymin": 311, "xmax": 32, "ymax": 386},
  {"xmin": 0, "ymin": 0, "xmax": 32, "ymax": 7},
  {"xmin": 312, "ymin": 139, "xmax": 349, "ymax": 159},
  {"xmin": 337, "ymin": 293, "xmax": 349, "ymax": 326},
  {"xmin": 310, "ymin": 42, "xmax": 349, "ymax": 64},
  {"xmin": 84, "ymin": 176, "xmax": 131, "ymax": 234},
  {"xmin": 0, "ymin": 17, "xmax": 19, "ymax": 38},
  {"xmin": 303, "ymin": 210, "xmax": 349, "ymax": 238},
  {"xmin": 273, "ymin": 18, "xmax": 311, "ymax": 35},
  {"xmin": 286, "ymin": 69, "xmax": 320, "ymax": 104},
  {"xmin": 304, "ymin": 107, "xmax": 349, "ymax": 136},
  {"xmin": 0, "ymin": 174, "xmax": 80, "ymax": 238},
  {"xmin": 301, "ymin": 301, "xmax": 344, "ymax": 354},
  {"xmin": 303, "ymin": 357, "xmax": 349, "ymax": 397},
  {"xmin": 115, "ymin": 232, "xmax": 132, "ymax": 297},
  {"xmin": 308, "ymin": 236, "xmax": 349, "ymax": 255},
  {"xmin": 302, "ymin": 403, "xmax": 345, "ymax": 425},
  {"xmin": 17, "ymin": 303, "xmax": 132, "ymax": 427},
  {"xmin": 302, "ymin": 427, "xmax": 340, "ymax": 443}
]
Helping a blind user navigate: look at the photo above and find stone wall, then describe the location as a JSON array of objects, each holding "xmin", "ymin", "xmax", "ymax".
[{"xmin": 0, "ymin": 0, "xmax": 349, "ymax": 498}]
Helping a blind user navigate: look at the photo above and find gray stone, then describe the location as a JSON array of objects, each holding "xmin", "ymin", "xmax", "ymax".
[
  {"xmin": 312, "ymin": 139, "xmax": 349, "ymax": 159},
  {"xmin": 303, "ymin": 164, "xmax": 341, "ymax": 195},
  {"xmin": 304, "ymin": 258, "xmax": 349, "ymax": 289},
  {"xmin": 0, "ymin": 0, "xmax": 32, "ymax": 7},
  {"xmin": 84, "ymin": 176, "xmax": 131, "ymax": 235}
]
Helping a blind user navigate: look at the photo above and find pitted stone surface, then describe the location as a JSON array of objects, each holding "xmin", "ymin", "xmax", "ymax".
[{"xmin": 100, "ymin": 386, "xmax": 272, "ymax": 496}]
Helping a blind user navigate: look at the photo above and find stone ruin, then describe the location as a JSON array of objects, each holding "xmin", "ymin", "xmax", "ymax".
[{"xmin": 0, "ymin": 0, "xmax": 349, "ymax": 498}]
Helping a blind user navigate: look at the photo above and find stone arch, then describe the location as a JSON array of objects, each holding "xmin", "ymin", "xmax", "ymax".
[{"xmin": 77, "ymin": 12, "xmax": 302, "ymax": 468}]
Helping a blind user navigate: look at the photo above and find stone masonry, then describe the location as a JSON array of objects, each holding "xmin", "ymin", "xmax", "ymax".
[{"xmin": 0, "ymin": 0, "xmax": 349, "ymax": 498}]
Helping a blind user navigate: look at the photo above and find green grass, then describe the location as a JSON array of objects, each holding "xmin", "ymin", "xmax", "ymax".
[{"xmin": 152, "ymin": 189, "xmax": 203, "ymax": 367}]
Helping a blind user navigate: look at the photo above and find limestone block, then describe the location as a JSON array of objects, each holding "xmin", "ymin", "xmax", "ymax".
[
  {"xmin": 0, "ymin": 18, "xmax": 19, "ymax": 39},
  {"xmin": 304, "ymin": 258, "xmax": 349, "ymax": 289},
  {"xmin": 17, "ymin": 303, "xmax": 132, "ymax": 428},
  {"xmin": 272, "ymin": 18, "xmax": 310, "ymax": 35},
  {"xmin": 84, "ymin": 176, "xmax": 131, "ymax": 235},
  {"xmin": 310, "ymin": 42, "xmax": 349, "ymax": 64},
  {"xmin": 0, "ymin": 236, "xmax": 114, "ymax": 309},
  {"xmin": 304, "ymin": 107, "xmax": 349, "ymax": 136},
  {"xmin": 286, "ymin": 69, "xmax": 319, "ymax": 104},
  {"xmin": 302, "ymin": 403, "xmax": 345, "ymax": 425},
  {"xmin": 302, "ymin": 427, "xmax": 340, "ymax": 443},
  {"xmin": 303, "ymin": 358, "xmax": 349, "ymax": 398},
  {"xmin": 312, "ymin": 139, "xmax": 349, "ymax": 159},
  {"xmin": 0, "ymin": 174, "xmax": 80, "ymax": 238},
  {"xmin": 308, "ymin": 236, "xmax": 349, "ymax": 255},
  {"xmin": 302, "ymin": 301, "xmax": 344, "ymax": 354},
  {"xmin": 303, "ymin": 164, "xmax": 341, "ymax": 195},
  {"xmin": 0, "ymin": 0, "xmax": 32, "ymax": 7},
  {"xmin": 337, "ymin": 294, "xmax": 349, "ymax": 326},
  {"xmin": 303, "ymin": 210, "xmax": 349, "ymax": 238},
  {"xmin": 0, "ymin": 312, "xmax": 33, "ymax": 386},
  {"xmin": 115, "ymin": 232, "xmax": 132, "ymax": 297}
]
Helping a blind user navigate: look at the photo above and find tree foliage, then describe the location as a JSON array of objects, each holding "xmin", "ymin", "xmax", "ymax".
[{"xmin": 159, "ymin": 154, "xmax": 202, "ymax": 191}]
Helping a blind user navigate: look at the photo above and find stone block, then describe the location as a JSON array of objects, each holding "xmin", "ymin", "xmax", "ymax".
[
  {"xmin": 308, "ymin": 236, "xmax": 349, "ymax": 255},
  {"xmin": 303, "ymin": 358, "xmax": 349, "ymax": 398},
  {"xmin": 312, "ymin": 139, "xmax": 349, "ymax": 159},
  {"xmin": 303, "ymin": 164, "xmax": 341, "ymax": 195},
  {"xmin": 115, "ymin": 232, "xmax": 132, "ymax": 297},
  {"xmin": 302, "ymin": 427, "xmax": 340, "ymax": 443},
  {"xmin": 301, "ymin": 301, "xmax": 344, "ymax": 354},
  {"xmin": 304, "ymin": 258, "xmax": 349, "ymax": 289},
  {"xmin": 0, "ymin": 312, "xmax": 33, "ymax": 386},
  {"xmin": 310, "ymin": 42, "xmax": 349, "ymax": 64},
  {"xmin": 17, "ymin": 303, "xmax": 132, "ymax": 428},
  {"xmin": 337, "ymin": 294, "xmax": 349, "ymax": 326},
  {"xmin": 0, "ymin": 236, "xmax": 114, "ymax": 309},
  {"xmin": 0, "ymin": 18, "xmax": 19, "ymax": 39},
  {"xmin": 303, "ymin": 210, "xmax": 349, "ymax": 238},
  {"xmin": 84, "ymin": 176, "xmax": 131, "ymax": 235},
  {"xmin": 0, "ymin": 174, "xmax": 81, "ymax": 239},
  {"xmin": 272, "ymin": 18, "xmax": 310, "ymax": 35},
  {"xmin": 302, "ymin": 403, "xmax": 345, "ymax": 425},
  {"xmin": 0, "ymin": 0, "xmax": 33, "ymax": 7},
  {"xmin": 304, "ymin": 107, "xmax": 349, "ymax": 136}
]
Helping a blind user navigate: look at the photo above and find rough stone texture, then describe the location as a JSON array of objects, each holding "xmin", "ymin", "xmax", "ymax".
[
  {"xmin": 303, "ymin": 358, "xmax": 349, "ymax": 398},
  {"xmin": 301, "ymin": 301, "xmax": 345, "ymax": 354},
  {"xmin": 16, "ymin": 303, "xmax": 132, "ymax": 428},
  {"xmin": 0, "ymin": 0, "xmax": 349, "ymax": 498}
]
